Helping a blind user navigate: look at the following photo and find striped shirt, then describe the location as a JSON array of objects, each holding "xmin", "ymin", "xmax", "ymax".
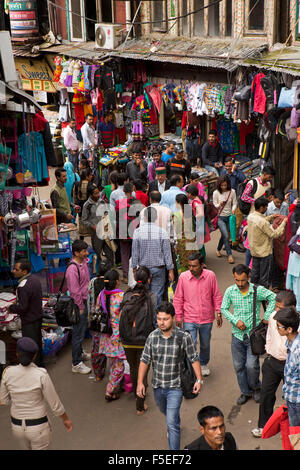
[
  {"xmin": 221, "ymin": 283, "xmax": 276, "ymax": 341},
  {"xmin": 140, "ymin": 327, "xmax": 198, "ymax": 389},
  {"xmin": 283, "ymin": 334, "xmax": 300, "ymax": 404},
  {"xmin": 132, "ymin": 222, "xmax": 173, "ymax": 270}
]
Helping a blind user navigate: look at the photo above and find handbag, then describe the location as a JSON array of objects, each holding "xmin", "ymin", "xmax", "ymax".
[
  {"xmin": 288, "ymin": 233, "xmax": 300, "ymax": 255},
  {"xmin": 177, "ymin": 332, "xmax": 198, "ymax": 400},
  {"xmin": 249, "ymin": 285, "xmax": 268, "ymax": 356},
  {"xmin": 90, "ymin": 289, "xmax": 123, "ymax": 334},
  {"xmin": 54, "ymin": 262, "xmax": 81, "ymax": 327}
]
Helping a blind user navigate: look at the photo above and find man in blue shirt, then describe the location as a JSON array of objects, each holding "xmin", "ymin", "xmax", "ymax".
[
  {"xmin": 162, "ymin": 142, "xmax": 175, "ymax": 164},
  {"xmin": 160, "ymin": 174, "xmax": 184, "ymax": 214},
  {"xmin": 274, "ymin": 307, "xmax": 300, "ymax": 426}
]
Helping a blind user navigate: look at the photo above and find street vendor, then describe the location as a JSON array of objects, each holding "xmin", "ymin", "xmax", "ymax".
[
  {"xmin": 8, "ymin": 259, "xmax": 44, "ymax": 367},
  {"xmin": 50, "ymin": 168, "xmax": 80, "ymax": 225},
  {"xmin": 98, "ymin": 112, "xmax": 116, "ymax": 149}
]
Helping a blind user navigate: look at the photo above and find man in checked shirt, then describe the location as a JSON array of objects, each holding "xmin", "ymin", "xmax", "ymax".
[
  {"xmin": 221, "ymin": 264, "xmax": 276, "ymax": 407},
  {"xmin": 137, "ymin": 301, "xmax": 202, "ymax": 450}
]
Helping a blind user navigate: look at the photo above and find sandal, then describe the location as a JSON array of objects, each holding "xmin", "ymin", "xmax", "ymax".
[
  {"xmin": 216, "ymin": 250, "xmax": 222, "ymax": 258},
  {"xmin": 228, "ymin": 255, "xmax": 235, "ymax": 264},
  {"xmin": 105, "ymin": 393, "xmax": 120, "ymax": 402},
  {"xmin": 136, "ymin": 404, "xmax": 148, "ymax": 416}
]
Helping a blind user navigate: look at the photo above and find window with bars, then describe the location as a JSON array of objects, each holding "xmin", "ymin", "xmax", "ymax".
[
  {"xmin": 181, "ymin": 0, "xmax": 232, "ymax": 38},
  {"xmin": 151, "ymin": 1, "xmax": 168, "ymax": 32},
  {"xmin": 246, "ymin": 0, "xmax": 265, "ymax": 33}
]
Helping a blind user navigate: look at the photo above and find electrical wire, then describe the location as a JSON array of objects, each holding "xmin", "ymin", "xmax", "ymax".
[{"xmin": 47, "ymin": 0, "xmax": 223, "ymax": 27}]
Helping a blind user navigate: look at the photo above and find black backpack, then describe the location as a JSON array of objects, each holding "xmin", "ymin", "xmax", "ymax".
[
  {"xmin": 237, "ymin": 178, "xmax": 258, "ymax": 215},
  {"xmin": 119, "ymin": 292, "xmax": 154, "ymax": 346}
]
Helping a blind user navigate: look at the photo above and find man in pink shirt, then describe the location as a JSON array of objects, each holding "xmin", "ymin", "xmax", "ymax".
[
  {"xmin": 173, "ymin": 252, "xmax": 223, "ymax": 377},
  {"xmin": 64, "ymin": 120, "xmax": 79, "ymax": 170},
  {"xmin": 66, "ymin": 239, "xmax": 91, "ymax": 375}
]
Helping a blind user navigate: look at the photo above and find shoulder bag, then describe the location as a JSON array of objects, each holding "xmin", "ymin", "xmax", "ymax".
[
  {"xmin": 177, "ymin": 331, "xmax": 198, "ymax": 400},
  {"xmin": 90, "ymin": 289, "xmax": 123, "ymax": 334},
  {"xmin": 249, "ymin": 285, "xmax": 268, "ymax": 356},
  {"xmin": 54, "ymin": 262, "xmax": 81, "ymax": 327}
]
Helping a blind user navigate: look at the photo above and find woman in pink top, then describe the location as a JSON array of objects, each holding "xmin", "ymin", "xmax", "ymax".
[{"xmin": 182, "ymin": 172, "xmax": 207, "ymax": 201}]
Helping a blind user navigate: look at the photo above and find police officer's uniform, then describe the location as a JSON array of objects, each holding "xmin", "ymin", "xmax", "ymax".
[{"xmin": 0, "ymin": 338, "xmax": 65, "ymax": 450}]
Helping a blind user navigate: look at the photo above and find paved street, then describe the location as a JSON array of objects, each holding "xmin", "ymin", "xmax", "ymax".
[{"xmin": 0, "ymin": 213, "xmax": 282, "ymax": 450}]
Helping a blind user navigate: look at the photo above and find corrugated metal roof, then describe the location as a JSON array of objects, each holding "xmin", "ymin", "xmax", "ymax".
[
  {"xmin": 12, "ymin": 44, "xmax": 41, "ymax": 58},
  {"xmin": 244, "ymin": 45, "xmax": 300, "ymax": 76},
  {"xmin": 38, "ymin": 37, "xmax": 268, "ymax": 71},
  {"xmin": 107, "ymin": 37, "xmax": 269, "ymax": 72},
  {"xmin": 38, "ymin": 41, "xmax": 106, "ymax": 61}
]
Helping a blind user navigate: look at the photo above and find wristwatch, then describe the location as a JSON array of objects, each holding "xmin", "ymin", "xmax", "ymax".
[{"xmin": 197, "ymin": 379, "xmax": 204, "ymax": 384}]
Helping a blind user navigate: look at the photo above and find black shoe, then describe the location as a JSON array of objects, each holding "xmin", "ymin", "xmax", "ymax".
[
  {"xmin": 232, "ymin": 244, "xmax": 246, "ymax": 253},
  {"xmin": 253, "ymin": 390, "xmax": 261, "ymax": 403},
  {"xmin": 237, "ymin": 394, "xmax": 252, "ymax": 405}
]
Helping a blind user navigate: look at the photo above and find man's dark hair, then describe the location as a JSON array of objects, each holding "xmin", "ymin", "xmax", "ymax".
[
  {"xmin": 265, "ymin": 188, "xmax": 275, "ymax": 198},
  {"xmin": 190, "ymin": 172, "xmax": 200, "ymax": 181},
  {"xmin": 166, "ymin": 141, "xmax": 175, "ymax": 148},
  {"xmin": 72, "ymin": 239, "xmax": 88, "ymax": 255},
  {"xmin": 232, "ymin": 264, "xmax": 250, "ymax": 276},
  {"xmin": 157, "ymin": 301, "xmax": 176, "ymax": 317},
  {"xmin": 186, "ymin": 184, "xmax": 198, "ymax": 197},
  {"xmin": 273, "ymin": 189, "xmax": 284, "ymax": 201},
  {"xmin": 276, "ymin": 290, "xmax": 296, "ymax": 307},
  {"xmin": 133, "ymin": 179, "xmax": 144, "ymax": 191},
  {"xmin": 254, "ymin": 196, "xmax": 269, "ymax": 211},
  {"xmin": 124, "ymin": 182, "xmax": 133, "ymax": 194},
  {"xmin": 262, "ymin": 166, "xmax": 276, "ymax": 176},
  {"xmin": 87, "ymin": 183, "xmax": 99, "ymax": 198},
  {"xmin": 55, "ymin": 168, "xmax": 66, "ymax": 179},
  {"xmin": 208, "ymin": 129, "xmax": 218, "ymax": 136},
  {"xmin": 144, "ymin": 206, "xmax": 157, "ymax": 223},
  {"xmin": 224, "ymin": 156, "xmax": 234, "ymax": 164},
  {"xmin": 149, "ymin": 191, "xmax": 162, "ymax": 203},
  {"xmin": 188, "ymin": 252, "xmax": 205, "ymax": 265},
  {"xmin": 15, "ymin": 259, "xmax": 31, "ymax": 273},
  {"xmin": 197, "ymin": 406, "xmax": 224, "ymax": 427},
  {"xmin": 85, "ymin": 113, "xmax": 93, "ymax": 120},
  {"xmin": 170, "ymin": 174, "xmax": 182, "ymax": 186},
  {"xmin": 133, "ymin": 149, "xmax": 142, "ymax": 156},
  {"xmin": 117, "ymin": 173, "xmax": 128, "ymax": 186},
  {"xmin": 274, "ymin": 307, "xmax": 300, "ymax": 333}
]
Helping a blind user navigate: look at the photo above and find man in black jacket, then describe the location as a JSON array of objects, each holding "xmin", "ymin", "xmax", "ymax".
[
  {"xmin": 148, "ymin": 167, "xmax": 171, "ymax": 194},
  {"xmin": 9, "ymin": 259, "xmax": 44, "ymax": 367},
  {"xmin": 185, "ymin": 406, "xmax": 237, "ymax": 450}
]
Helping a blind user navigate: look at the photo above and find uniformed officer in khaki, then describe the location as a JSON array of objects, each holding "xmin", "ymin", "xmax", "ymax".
[{"xmin": 0, "ymin": 337, "xmax": 72, "ymax": 450}]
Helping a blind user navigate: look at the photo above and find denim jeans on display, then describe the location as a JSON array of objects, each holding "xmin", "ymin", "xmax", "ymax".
[
  {"xmin": 231, "ymin": 334, "xmax": 261, "ymax": 396},
  {"xmin": 183, "ymin": 322, "xmax": 213, "ymax": 365},
  {"xmin": 72, "ymin": 301, "xmax": 88, "ymax": 366},
  {"xmin": 153, "ymin": 387, "xmax": 183, "ymax": 450},
  {"xmin": 217, "ymin": 216, "xmax": 232, "ymax": 256},
  {"xmin": 204, "ymin": 165, "xmax": 219, "ymax": 176}
]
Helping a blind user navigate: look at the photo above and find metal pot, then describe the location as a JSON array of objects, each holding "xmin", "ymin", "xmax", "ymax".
[
  {"xmin": 16, "ymin": 211, "xmax": 31, "ymax": 229},
  {"xmin": 3, "ymin": 211, "xmax": 17, "ymax": 228},
  {"xmin": 29, "ymin": 207, "xmax": 41, "ymax": 224}
]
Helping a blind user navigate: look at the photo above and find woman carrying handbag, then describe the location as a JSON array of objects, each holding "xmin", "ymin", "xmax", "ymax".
[{"xmin": 213, "ymin": 175, "xmax": 237, "ymax": 264}]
